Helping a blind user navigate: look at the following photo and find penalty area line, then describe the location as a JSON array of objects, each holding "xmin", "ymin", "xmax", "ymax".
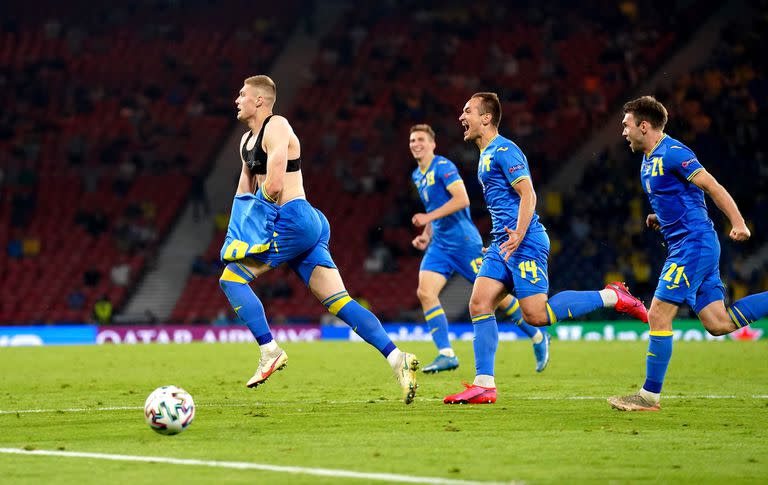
[
  {"xmin": 1, "ymin": 395, "xmax": 766, "ymax": 415},
  {"xmin": 0, "ymin": 448, "xmax": 511, "ymax": 485}
]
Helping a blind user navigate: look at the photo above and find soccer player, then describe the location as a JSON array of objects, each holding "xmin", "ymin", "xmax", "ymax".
[
  {"xmin": 444, "ymin": 92, "xmax": 648, "ymax": 404},
  {"xmin": 608, "ymin": 96, "xmax": 768, "ymax": 411},
  {"xmin": 408, "ymin": 124, "xmax": 551, "ymax": 374},
  {"xmin": 219, "ymin": 75, "xmax": 419, "ymax": 404}
]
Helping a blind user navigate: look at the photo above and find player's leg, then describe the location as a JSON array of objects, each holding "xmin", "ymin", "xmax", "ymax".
[
  {"xmin": 308, "ymin": 265, "xmax": 419, "ymax": 404},
  {"xmin": 444, "ymin": 274, "xmax": 507, "ymax": 404},
  {"xmin": 417, "ymin": 269, "xmax": 459, "ymax": 373},
  {"xmin": 608, "ymin": 297, "xmax": 676, "ymax": 411},
  {"xmin": 468, "ymin": 276, "xmax": 508, "ymax": 388},
  {"xmin": 296, "ymin": 207, "xmax": 418, "ymax": 403},
  {"xmin": 511, "ymin": 231, "xmax": 647, "ymax": 325},
  {"xmin": 536, "ymin": 283, "xmax": 647, "ymax": 325},
  {"xmin": 498, "ymin": 293, "xmax": 550, "ymax": 372},
  {"xmin": 698, "ymin": 295, "xmax": 768, "ymax": 336},
  {"xmin": 455, "ymin": 247, "xmax": 548, "ymax": 371},
  {"xmin": 231, "ymin": 199, "xmax": 324, "ymax": 388},
  {"xmin": 309, "ymin": 265, "xmax": 396, "ymax": 357},
  {"xmin": 497, "ymin": 294, "xmax": 540, "ymax": 340},
  {"xmin": 691, "ymin": 231, "xmax": 768, "ymax": 333},
  {"xmin": 218, "ymin": 259, "xmax": 288, "ymax": 388},
  {"xmin": 498, "ymin": 294, "xmax": 544, "ymax": 342},
  {"xmin": 515, "ymin": 283, "xmax": 647, "ymax": 325}
]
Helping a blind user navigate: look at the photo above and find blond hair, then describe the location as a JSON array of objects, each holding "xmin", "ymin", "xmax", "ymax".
[
  {"xmin": 409, "ymin": 124, "xmax": 436, "ymax": 141},
  {"xmin": 244, "ymin": 75, "xmax": 276, "ymax": 101}
]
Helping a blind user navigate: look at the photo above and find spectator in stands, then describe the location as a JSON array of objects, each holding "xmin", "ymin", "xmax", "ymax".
[
  {"xmin": 93, "ymin": 295, "xmax": 113, "ymax": 325},
  {"xmin": 191, "ymin": 255, "xmax": 219, "ymax": 276},
  {"xmin": 67, "ymin": 288, "xmax": 86, "ymax": 311},
  {"xmin": 110, "ymin": 260, "xmax": 131, "ymax": 287},
  {"xmin": 189, "ymin": 169, "xmax": 210, "ymax": 222},
  {"xmin": 7, "ymin": 237, "xmax": 22, "ymax": 259},
  {"xmin": 212, "ymin": 308, "xmax": 236, "ymax": 326},
  {"xmin": 22, "ymin": 236, "xmax": 40, "ymax": 257},
  {"xmin": 83, "ymin": 267, "xmax": 102, "ymax": 287}
]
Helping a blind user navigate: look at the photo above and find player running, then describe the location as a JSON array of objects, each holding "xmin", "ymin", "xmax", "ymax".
[
  {"xmin": 219, "ymin": 75, "xmax": 419, "ymax": 404},
  {"xmin": 408, "ymin": 124, "xmax": 551, "ymax": 374},
  {"xmin": 444, "ymin": 92, "xmax": 648, "ymax": 404},
  {"xmin": 608, "ymin": 96, "xmax": 768, "ymax": 411}
]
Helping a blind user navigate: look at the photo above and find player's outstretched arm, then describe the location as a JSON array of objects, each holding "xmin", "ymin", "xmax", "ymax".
[
  {"xmin": 261, "ymin": 116, "xmax": 292, "ymax": 202},
  {"xmin": 691, "ymin": 170, "xmax": 750, "ymax": 241},
  {"xmin": 411, "ymin": 181, "xmax": 470, "ymax": 227}
]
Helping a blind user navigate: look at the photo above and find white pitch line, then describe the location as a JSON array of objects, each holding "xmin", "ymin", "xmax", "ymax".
[
  {"xmin": 1, "ymin": 395, "xmax": 766, "ymax": 415},
  {"xmin": 0, "ymin": 448, "xmax": 511, "ymax": 485}
]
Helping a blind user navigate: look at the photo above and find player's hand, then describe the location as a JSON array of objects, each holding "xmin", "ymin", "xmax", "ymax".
[
  {"xmin": 481, "ymin": 246, "xmax": 488, "ymax": 254},
  {"xmin": 729, "ymin": 223, "xmax": 751, "ymax": 242},
  {"xmin": 411, "ymin": 213, "xmax": 431, "ymax": 228},
  {"xmin": 412, "ymin": 234, "xmax": 430, "ymax": 251},
  {"xmin": 646, "ymin": 213, "xmax": 661, "ymax": 231},
  {"xmin": 499, "ymin": 227, "xmax": 522, "ymax": 261}
]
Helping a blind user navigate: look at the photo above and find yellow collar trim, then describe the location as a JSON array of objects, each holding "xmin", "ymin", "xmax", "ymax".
[
  {"xmin": 480, "ymin": 134, "xmax": 500, "ymax": 153},
  {"xmin": 645, "ymin": 133, "xmax": 667, "ymax": 158}
]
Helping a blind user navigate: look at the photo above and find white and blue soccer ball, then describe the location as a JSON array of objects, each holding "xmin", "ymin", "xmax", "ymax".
[{"xmin": 144, "ymin": 385, "xmax": 195, "ymax": 435}]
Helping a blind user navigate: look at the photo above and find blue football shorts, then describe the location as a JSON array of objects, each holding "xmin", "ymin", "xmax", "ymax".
[
  {"xmin": 477, "ymin": 230, "xmax": 550, "ymax": 299},
  {"xmin": 654, "ymin": 229, "xmax": 725, "ymax": 313},
  {"xmin": 250, "ymin": 198, "xmax": 337, "ymax": 285},
  {"xmin": 420, "ymin": 242, "xmax": 484, "ymax": 282}
]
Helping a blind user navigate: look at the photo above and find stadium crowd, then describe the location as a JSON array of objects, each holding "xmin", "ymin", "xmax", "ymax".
[
  {"xmin": 1, "ymin": 0, "xmax": 764, "ymax": 324},
  {"xmin": 0, "ymin": 0, "xmax": 298, "ymax": 323}
]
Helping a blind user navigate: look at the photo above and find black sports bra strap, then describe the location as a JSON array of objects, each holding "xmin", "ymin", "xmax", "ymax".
[
  {"xmin": 242, "ymin": 114, "xmax": 301, "ymax": 175},
  {"xmin": 255, "ymin": 114, "xmax": 276, "ymax": 148}
]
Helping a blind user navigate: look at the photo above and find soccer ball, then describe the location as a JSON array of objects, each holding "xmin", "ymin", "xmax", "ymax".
[{"xmin": 144, "ymin": 385, "xmax": 195, "ymax": 435}]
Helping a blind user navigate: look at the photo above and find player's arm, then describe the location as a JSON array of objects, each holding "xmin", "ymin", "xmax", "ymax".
[
  {"xmin": 236, "ymin": 132, "xmax": 255, "ymax": 195},
  {"xmin": 512, "ymin": 178, "xmax": 536, "ymax": 236},
  {"xmin": 261, "ymin": 116, "xmax": 292, "ymax": 202},
  {"xmin": 411, "ymin": 181, "xmax": 470, "ymax": 227},
  {"xmin": 421, "ymin": 221, "xmax": 433, "ymax": 240},
  {"xmin": 500, "ymin": 177, "xmax": 535, "ymax": 260},
  {"xmin": 412, "ymin": 222, "xmax": 432, "ymax": 251},
  {"xmin": 690, "ymin": 170, "xmax": 750, "ymax": 241}
]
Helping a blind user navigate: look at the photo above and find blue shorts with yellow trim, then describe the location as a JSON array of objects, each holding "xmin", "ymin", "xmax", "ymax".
[
  {"xmin": 250, "ymin": 198, "xmax": 337, "ymax": 285},
  {"xmin": 654, "ymin": 230, "xmax": 724, "ymax": 313},
  {"xmin": 220, "ymin": 192, "xmax": 279, "ymax": 262},
  {"xmin": 420, "ymin": 242, "xmax": 484, "ymax": 282},
  {"xmin": 477, "ymin": 230, "xmax": 550, "ymax": 299}
]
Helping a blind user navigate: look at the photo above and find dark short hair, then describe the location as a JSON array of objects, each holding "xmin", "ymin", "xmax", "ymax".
[
  {"xmin": 471, "ymin": 92, "xmax": 502, "ymax": 127},
  {"xmin": 623, "ymin": 96, "xmax": 668, "ymax": 129},
  {"xmin": 409, "ymin": 124, "xmax": 436, "ymax": 141}
]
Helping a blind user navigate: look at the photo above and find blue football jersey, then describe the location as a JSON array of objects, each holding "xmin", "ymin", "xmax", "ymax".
[
  {"xmin": 411, "ymin": 155, "xmax": 482, "ymax": 250},
  {"xmin": 640, "ymin": 135, "xmax": 713, "ymax": 241},
  {"xmin": 477, "ymin": 135, "xmax": 545, "ymax": 243}
]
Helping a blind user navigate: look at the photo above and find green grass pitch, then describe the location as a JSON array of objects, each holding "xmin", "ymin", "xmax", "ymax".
[{"xmin": 1, "ymin": 340, "xmax": 766, "ymax": 484}]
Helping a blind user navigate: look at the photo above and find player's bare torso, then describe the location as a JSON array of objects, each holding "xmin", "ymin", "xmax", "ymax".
[{"xmin": 239, "ymin": 118, "xmax": 306, "ymax": 205}]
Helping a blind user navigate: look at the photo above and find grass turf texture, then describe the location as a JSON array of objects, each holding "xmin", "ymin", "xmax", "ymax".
[{"xmin": 0, "ymin": 340, "xmax": 766, "ymax": 484}]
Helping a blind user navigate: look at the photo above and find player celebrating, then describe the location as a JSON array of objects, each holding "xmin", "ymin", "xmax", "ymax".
[
  {"xmin": 608, "ymin": 96, "xmax": 768, "ymax": 411},
  {"xmin": 444, "ymin": 92, "xmax": 648, "ymax": 404},
  {"xmin": 220, "ymin": 75, "xmax": 419, "ymax": 404},
  {"xmin": 408, "ymin": 124, "xmax": 551, "ymax": 374}
]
